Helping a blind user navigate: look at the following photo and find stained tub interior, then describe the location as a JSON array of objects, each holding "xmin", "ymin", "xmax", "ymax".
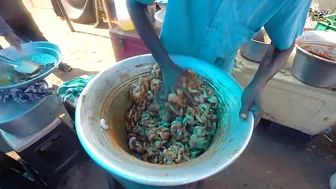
[{"xmin": 98, "ymin": 71, "xmax": 231, "ymax": 165}]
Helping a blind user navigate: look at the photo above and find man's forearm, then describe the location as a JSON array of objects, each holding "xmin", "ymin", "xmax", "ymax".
[
  {"xmin": 0, "ymin": 16, "xmax": 12, "ymax": 36},
  {"xmin": 127, "ymin": 0, "xmax": 173, "ymax": 69},
  {"xmin": 251, "ymin": 43, "xmax": 295, "ymax": 86}
]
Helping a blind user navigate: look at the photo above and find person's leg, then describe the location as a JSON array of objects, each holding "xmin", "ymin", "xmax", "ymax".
[
  {"xmin": 7, "ymin": 15, "xmax": 72, "ymax": 72},
  {"xmin": 6, "ymin": 15, "xmax": 47, "ymax": 42},
  {"xmin": 15, "ymin": 14, "xmax": 47, "ymax": 42}
]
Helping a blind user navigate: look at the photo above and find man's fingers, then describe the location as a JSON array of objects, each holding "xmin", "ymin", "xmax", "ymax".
[
  {"xmin": 6, "ymin": 32, "xmax": 24, "ymax": 51},
  {"xmin": 157, "ymin": 86, "xmax": 173, "ymax": 101},
  {"xmin": 158, "ymin": 88, "xmax": 167, "ymax": 100},
  {"xmin": 240, "ymin": 98, "xmax": 251, "ymax": 120},
  {"xmin": 14, "ymin": 43, "xmax": 22, "ymax": 51},
  {"xmin": 253, "ymin": 112, "xmax": 262, "ymax": 127},
  {"xmin": 17, "ymin": 37, "xmax": 24, "ymax": 44},
  {"xmin": 15, "ymin": 37, "xmax": 24, "ymax": 51},
  {"xmin": 251, "ymin": 105, "xmax": 263, "ymax": 127},
  {"xmin": 178, "ymin": 85, "xmax": 195, "ymax": 106}
]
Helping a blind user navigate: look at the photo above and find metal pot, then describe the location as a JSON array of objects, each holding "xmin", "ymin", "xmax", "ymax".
[
  {"xmin": 292, "ymin": 31, "xmax": 336, "ymax": 88},
  {"xmin": 240, "ymin": 28, "xmax": 271, "ymax": 63},
  {"xmin": 75, "ymin": 54, "xmax": 254, "ymax": 188},
  {"xmin": 0, "ymin": 80, "xmax": 62, "ymax": 136}
]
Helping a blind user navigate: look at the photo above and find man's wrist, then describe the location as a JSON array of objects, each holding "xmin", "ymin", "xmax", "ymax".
[
  {"xmin": 159, "ymin": 57, "xmax": 176, "ymax": 69},
  {"xmin": 251, "ymin": 76, "xmax": 267, "ymax": 88}
]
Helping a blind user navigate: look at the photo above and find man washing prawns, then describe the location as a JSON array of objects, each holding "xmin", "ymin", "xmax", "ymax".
[{"xmin": 126, "ymin": 0, "xmax": 311, "ymax": 125}]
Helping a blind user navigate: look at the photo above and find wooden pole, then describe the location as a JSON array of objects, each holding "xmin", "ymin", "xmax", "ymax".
[
  {"xmin": 55, "ymin": 0, "xmax": 75, "ymax": 32},
  {"xmin": 101, "ymin": 0, "xmax": 113, "ymax": 29}
]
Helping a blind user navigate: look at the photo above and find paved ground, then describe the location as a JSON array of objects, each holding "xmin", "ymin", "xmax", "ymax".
[
  {"xmin": 204, "ymin": 125, "xmax": 336, "ymax": 189},
  {"xmin": 57, "ymin": 124, "xmax": 336, "ymax": 189},
  {"xmin": 1, "ymin": 1, "xmax": 336, "ymax": 189}
]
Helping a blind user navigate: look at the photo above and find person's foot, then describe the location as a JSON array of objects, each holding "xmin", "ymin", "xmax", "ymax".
[{"xmin": 58, "ymin": 62, "xmax": 72, "ymax": 72}]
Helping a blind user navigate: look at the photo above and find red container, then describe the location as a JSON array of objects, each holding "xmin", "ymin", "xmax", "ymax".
[{"xmin": 109, "ymin": 27, "xmax": 150, "ymax": 62}]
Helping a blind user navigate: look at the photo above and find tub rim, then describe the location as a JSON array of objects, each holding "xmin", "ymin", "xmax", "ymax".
[{"xmin": 75, "ymin": 54, "xmax": 254, "ymax": 186}]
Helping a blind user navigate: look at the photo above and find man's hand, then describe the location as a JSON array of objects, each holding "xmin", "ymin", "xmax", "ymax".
[
  {"xmin": 240, "ymin": 81, "xmax": 265, "ymax": 126},
  {"xmin": 158, "ymin": 62, "xmax": 185, "ymax": 98},
  {"xmin": 4, "ymin": 31, "xmax": 23, "ymax": 51},
  {"xmin": 127, "ymin": 0, "xmax": 195, "ymax": 103},
  {"xmin": 157, "ymin": 61, "xmax": 195, "ymax": 104},
  {"xmin": 239, "ymin": 43, "xmax": 295, "ymax": 126}
]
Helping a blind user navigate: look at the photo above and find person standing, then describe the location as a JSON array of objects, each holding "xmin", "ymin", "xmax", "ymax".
[{"xmin": 127, "ymin": 0, "xmax": 311, "ymax": 125}]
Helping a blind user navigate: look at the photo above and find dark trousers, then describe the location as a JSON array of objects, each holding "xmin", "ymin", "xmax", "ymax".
[{"xmin": 6, "ymin": 13, "xmax": 48, "ymax": 43}]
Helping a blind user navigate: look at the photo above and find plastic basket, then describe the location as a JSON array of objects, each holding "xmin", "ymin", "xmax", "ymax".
[
  {"xmin": 314, "ymin": 21, "xmax": 336, "ymax": 32},
  {"xmin": 326, "ymin": 14, "xmax": 336, "ymax": 27}
]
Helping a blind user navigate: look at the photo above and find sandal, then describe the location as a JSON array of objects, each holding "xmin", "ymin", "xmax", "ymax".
[{"xmin": 58, "ymin": 62, "xmax": 72, "ymax": 72}]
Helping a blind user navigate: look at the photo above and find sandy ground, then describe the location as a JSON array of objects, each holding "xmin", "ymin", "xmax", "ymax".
[{"xmin": 1, "ymin": 1, "xmax": 336, "ymax": 189}]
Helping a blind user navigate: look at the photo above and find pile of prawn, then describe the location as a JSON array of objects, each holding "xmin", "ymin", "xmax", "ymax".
[{"xmin": 125, "ymin": 64, "xmax": 218, "ymax": 164}]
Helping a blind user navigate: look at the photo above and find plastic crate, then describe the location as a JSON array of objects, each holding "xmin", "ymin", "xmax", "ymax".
[
  {"xmin": 314, "ymin": 21, "xmax": 336, "ymax": 32},
  {"xmin": 326, "ymin": 14, "xmax": 336, "ymax": 27}
]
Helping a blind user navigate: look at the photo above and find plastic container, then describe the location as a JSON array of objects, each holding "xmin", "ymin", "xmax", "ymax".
[
  {"xmin": 114, "ymin": 0, "xmax": 134, "ymax": 31},
  {"xmin": 75, "ymin": 54, "xmax": 254, "ymax": 188},
  {"xmin": 314, "ymin": 21, "xmax": 336, "ymax": 32},
  {"xmin": 326, "ymin": 14, "xmax": 336, "ymax": 27},
  {"xmin": 0, "ymin": 79, "xmax": 62, "ymax": 137}
]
